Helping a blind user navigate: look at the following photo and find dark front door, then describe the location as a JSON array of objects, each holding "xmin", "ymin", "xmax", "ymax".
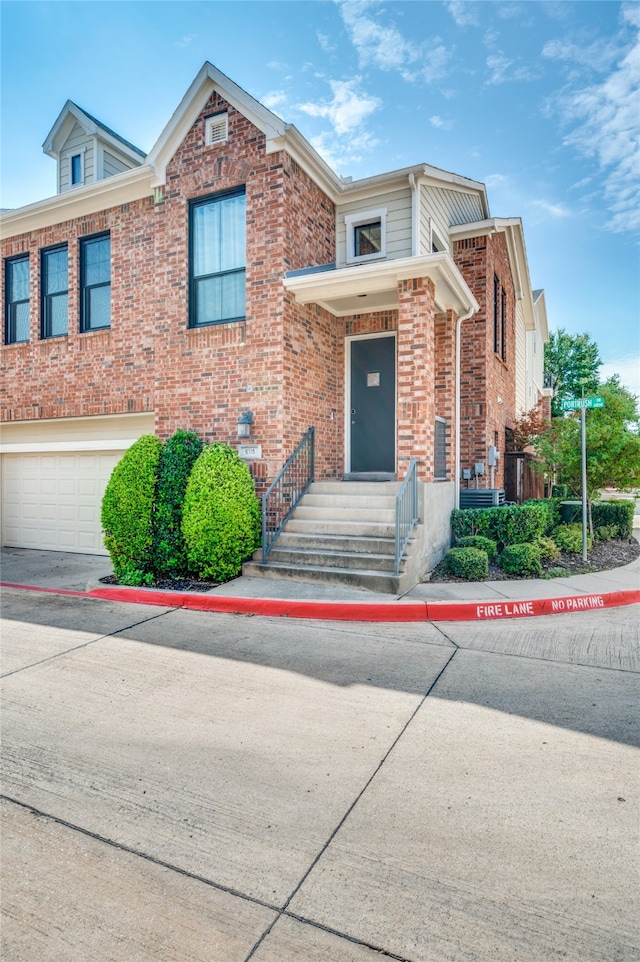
[{"xmin": 349, "ymin": 335, "xmax": 395, "ymax": 475}]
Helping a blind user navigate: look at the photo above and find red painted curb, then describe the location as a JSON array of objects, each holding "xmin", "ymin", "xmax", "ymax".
[{"xmin": 3, "ymin": 582, "xmax": 639, "ymax": 623}]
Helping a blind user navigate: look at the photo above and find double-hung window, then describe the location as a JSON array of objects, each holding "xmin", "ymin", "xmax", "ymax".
[
  {"xmin": 41, "ymin": 245, "xmax": 69, "ymax": 338},
  {"xmin": 4, "ymin": 255, "xmax": 30, "ymax": 344},
  {"xmin": 80, "ymin": 233, "xmax": 111, "ymax": 331},
  {"xmin": 189, "ymin": 188, "xmax": 246, "ymax": 328}
]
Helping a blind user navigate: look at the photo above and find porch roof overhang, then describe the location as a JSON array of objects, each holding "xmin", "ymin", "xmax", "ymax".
[{"xmin": 283, "ymin": 252, "xmax": 479, "ymax": 318}]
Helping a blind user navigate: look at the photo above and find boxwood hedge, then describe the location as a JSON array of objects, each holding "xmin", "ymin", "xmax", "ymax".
[
  {"xmin": 182, "ymin": 443, "xmax": 261, "ymax": 581},
  {"xmin": 101, "ymin": 434, "xmax": 162, "ymax": 585}
]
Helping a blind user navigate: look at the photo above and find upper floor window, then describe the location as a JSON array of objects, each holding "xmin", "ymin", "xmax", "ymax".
[
  {"xmin": 71, "ymin": 153, "xmax": 83, "ymax": 185},
  {"xmin": 345, "ymin": 208, "xmax": 387, "ymax": 265},
  {"xmin": 41, "ymin": 245, "xmax": 69, "ymax": 338},
  {"xmin": 4, "ymin": 255, "xmax": 30, "ymax": 344},
  {"xmin": 189, "ymin": 188, "xmax": 246, "ymax": 328},
  {"xmin": 80, "ymin": 233, "xmax": 111, "ymax": 332}
]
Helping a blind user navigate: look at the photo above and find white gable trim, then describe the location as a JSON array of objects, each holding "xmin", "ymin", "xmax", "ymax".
[{"xmin": 43, "ymin": 101, "xmax": 145, "ymax": 166}]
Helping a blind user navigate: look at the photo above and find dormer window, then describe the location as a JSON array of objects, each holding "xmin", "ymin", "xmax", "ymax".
[
  {"xmin": 345, "ymin": 208, "xmax": 387, "ymax": 264},
  {"xmin": 205, "ymin": 112, "xmax": 228, "ymax": 146},
  {"xmin": 71, "ymin": 153, "xmax": 83, "ymax": 185}
]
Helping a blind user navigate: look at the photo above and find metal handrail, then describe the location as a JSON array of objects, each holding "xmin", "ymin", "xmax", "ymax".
[
  {"xmin": 262, "ymin": 427, "xmax": 315, "ymax": 563},
  {"xmin": 394, "ymin": 457, "xmax": 419, "ymax": 575}
]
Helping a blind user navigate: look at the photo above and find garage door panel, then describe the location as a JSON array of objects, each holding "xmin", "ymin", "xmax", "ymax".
[{"xmin": 2, "ymin": 451, "xmax": 126, "ymax": 555}]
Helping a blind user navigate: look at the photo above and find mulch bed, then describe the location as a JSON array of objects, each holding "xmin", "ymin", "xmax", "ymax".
[
  {"xmin": 99, "ymin": 575, "xmax": 224, "ymax": 592},
  {"xmin": 427, "ymin": 537, "xmax": 640, "ymax": 583}
]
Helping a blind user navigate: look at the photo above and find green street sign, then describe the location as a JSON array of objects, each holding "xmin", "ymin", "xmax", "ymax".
[{"xmin": 561, "ymin": 396, "xmax": 605, "ymax": 411}]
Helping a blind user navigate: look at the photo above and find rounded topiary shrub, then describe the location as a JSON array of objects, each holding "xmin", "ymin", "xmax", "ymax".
[
  {"xmin": 101, "ymin": 434, "xmax": 162, "ymax": 585},
  {"xmin": 455, "ymin": 535, "xmax": 498, "ymax": 561},
  {"xmin": 499, "ymin": 543, "xmax": 542, "ymax": 578},
  {"xmin": 445, "ymin": 546, "xmax": 489, "ymax": 581},
  {"xmin": 551, "ymin": 523, "xmax": 592, "ymax": 554},
  {"xmin": 182, "ymin": 443, "xmax": 261, "ymax": 581},
  {"xmin": 153, "ymin": 429, "xmax": 204, "ymax": 577},
  {"xmin": 535, "ymin": 536, "xmax": 560, "ymax": 562}
]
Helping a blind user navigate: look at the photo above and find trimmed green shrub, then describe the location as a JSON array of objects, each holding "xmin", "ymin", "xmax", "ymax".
[
  {"xmin": 455, "ymin": 535, "xmax": 498, "ymax": 560},
  {"xmin": 594, "ymin": 524, "xmax": 619, "ymax": 542},
  {"xmin": 451, "ymin": 502, "xmax": 549, "ymax": 549},
  {"xmin": 591, "ymin": 500, "xmax": 635, "ymax": 539},
  {"xmin": 182, "ymin": 443, "xmax": 261, "ymax": 581},
  {"xmin": 524, "ymin": 497, "xmax": 561, "ymax": 535},
  {"xmin": 551, "ymin": 523, "xmax": 592, "ymax": 554},
  {"xmin": 445, "ymin": 547, "xmax": 489, "ymax": 581},
  {"xmin": 499, "ymin": 543, "xmax": 542, "ymax": 577},
  {"xmin": 101, "ymin": 435, "xmax": 162, "ymax": 585},
  {"xmin": 535, "ymin": 536, "xmax": 560, "ymax": 562},
  {"xmin": 153, "ymin": 429, "xmax": 204, "ymax": 577}
]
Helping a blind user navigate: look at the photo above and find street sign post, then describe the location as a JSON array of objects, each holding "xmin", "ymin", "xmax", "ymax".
[{"xmin": 560, "ymin": 396, "xmax": 605, "ymax": 560}]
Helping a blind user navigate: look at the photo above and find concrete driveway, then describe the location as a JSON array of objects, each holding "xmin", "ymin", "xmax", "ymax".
[{"xmin": 1, "ymin": 588, "xmax": 638, "ymax": 961}]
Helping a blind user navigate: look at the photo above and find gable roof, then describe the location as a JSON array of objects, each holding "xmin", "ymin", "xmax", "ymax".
[{"xmin": 42, "ymin": 100, "xmax": 146, "ymax": 162}]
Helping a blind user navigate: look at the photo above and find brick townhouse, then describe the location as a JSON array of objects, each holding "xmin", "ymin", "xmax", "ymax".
[{"xmin": 1, "ymin": 62, "xmax": 550, "ymax": 591}]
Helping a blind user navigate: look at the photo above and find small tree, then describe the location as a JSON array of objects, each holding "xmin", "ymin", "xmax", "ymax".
[
  {"xmin": 544, "ymin": 329, "xmax": 601, "ymax": 417},
  {"xmin": 534, "ymin": 376, "xmax": 640, "ymax": 500},
  {"xmin": 510, "ymin": 400, "xmax": 549, "ymax": 452},
  {"xmin": 182, "ymin": 443, "xmax": 261, "ymax": 581},
  {"xmin": 101, "ymin": 435, "xmax": 162, "ymax": 585}
]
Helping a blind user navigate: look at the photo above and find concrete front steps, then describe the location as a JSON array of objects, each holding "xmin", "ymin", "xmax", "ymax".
[{"xmin": 243, "ymin": 481, "xmax": 423, "ymax": 595}]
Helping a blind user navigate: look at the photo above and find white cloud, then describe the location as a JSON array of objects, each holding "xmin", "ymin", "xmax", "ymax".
[
  {"xmin": 297, "ymin": 78, "xmax": 381, "ymax": 135},
  {"xmin": 601, "ymin": 356, "xmax": 640, "ymax": 400},
  {"xmin": 175, "ymin": 35, "xmax": 196, "ymax": 48},
  {"xmin": 317, "ymin": 31, "xmax": 336, "ymax": 54},
  {"xmin": 261, "ymin": 91, "xmax": 288, "ymax": 111},
  {"xmin": 486, "ymin": 53, "xmax": 513, "ymax": 85},
  {"xmin": 308, "ymin": 129, "xmax": 380, "ymax": 175},
  {"xmin": 446, "ymin": 1, "xmax": 480, "ymax": 28},
  {"xmin": 531, "ymin": 199, "xmax": 571, "ymax": 218},
  {"xmin": 549, "ymin": 17, "xmax": 640, "ymax": 232},
  {"xmin": 338, "ymin": 0, "xmax": 451, "ymax": 83},
  {"xmin": 430, "ymin": 115, "xmax": 454, "ymax": 130}
]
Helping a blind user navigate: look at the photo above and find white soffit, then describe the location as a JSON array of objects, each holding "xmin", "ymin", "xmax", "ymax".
[{"xmin": 284, "ymin": 253, "xmax": 479, "ymax": 318}]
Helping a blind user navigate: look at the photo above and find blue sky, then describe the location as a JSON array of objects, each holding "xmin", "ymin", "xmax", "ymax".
[{"xmin": 2, "ymin": 0, "xmax": 638, "ymax": 396}]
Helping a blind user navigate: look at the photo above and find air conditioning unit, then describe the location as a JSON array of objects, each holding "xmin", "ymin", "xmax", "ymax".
[{"xmin": 459, "ymin": 489, "xmax": 505, "ymax": 510}]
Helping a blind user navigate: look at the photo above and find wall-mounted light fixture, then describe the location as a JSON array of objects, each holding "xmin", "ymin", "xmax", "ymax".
[{"xmin": 237, "ymin": 410, "xmax": 253, "ymax": 438}]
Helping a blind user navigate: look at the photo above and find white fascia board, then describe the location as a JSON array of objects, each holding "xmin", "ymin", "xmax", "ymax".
[
  {"xmin": 267, "ymin": 125, "xmax": 343, "ymax": 201},
  {"xmin": 43, "ymin": 100, "xmax": 91, "ymax": 156},
  {"xmin": 148, "ymin": 61, "xmax": 287, "ymax": 187},
  {"xmin": 284, "ymin": 252, "xmax": 479, "ymax": 317},
  {"xmin": 533, "ymin": 289, "xmax": 549, "ymax": 342},
  {"xmin": 0, "ymin": 165, "xmax": 154, "ymax": 238}
]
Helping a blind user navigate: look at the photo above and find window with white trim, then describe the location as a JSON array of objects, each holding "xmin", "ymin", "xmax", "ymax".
[
  {"xmin": 205, "ymin": 112, "xmax": 228, "ymax": 146},
  {"xmin": 345, "ymin": 208, "xmax": 387, "ymax": 264},
  {"xmin": 71, "ymin": 153, "xmax": 83, "ymax": 185}
]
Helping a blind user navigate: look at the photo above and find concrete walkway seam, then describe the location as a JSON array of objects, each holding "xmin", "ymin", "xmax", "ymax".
[{"xmin": 2, "ymin": 580, "xmax": 639, "ymax": 622}]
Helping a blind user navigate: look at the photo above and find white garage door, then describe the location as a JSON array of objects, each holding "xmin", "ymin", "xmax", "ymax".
[{"xmin": 2, "ymin": 451, "xmax": 124, "ymax": 555}]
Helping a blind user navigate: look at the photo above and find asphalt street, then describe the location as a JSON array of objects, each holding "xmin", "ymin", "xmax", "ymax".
[{"xmin": 1, "ymin": 587, "xmax": 638, "ymax": 961}]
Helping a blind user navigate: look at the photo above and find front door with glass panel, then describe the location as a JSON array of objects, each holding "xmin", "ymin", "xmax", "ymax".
[{"xmin": 347, "ymin": 334, "xmax": 396, "ymax": 477}]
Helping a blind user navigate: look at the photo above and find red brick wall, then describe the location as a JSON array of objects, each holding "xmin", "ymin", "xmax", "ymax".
[{"xmin": 454, "ymin": 232, "xmax": 516, "ymax": 489}]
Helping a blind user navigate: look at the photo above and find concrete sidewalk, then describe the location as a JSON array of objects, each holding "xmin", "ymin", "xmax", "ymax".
[{"xmin": 1, "ymin": 539, "xmax": 639, "ymax": 621}]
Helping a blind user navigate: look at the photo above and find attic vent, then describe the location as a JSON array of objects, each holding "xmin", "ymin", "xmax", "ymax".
[{"xmin": 205, "ymin": 112, "xmax": 228, "ymax": 146}]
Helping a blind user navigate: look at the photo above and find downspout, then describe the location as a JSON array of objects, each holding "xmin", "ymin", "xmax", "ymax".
[{"xmin": 455, "ymin": 304, "xmax": 478, "ymax": 510}]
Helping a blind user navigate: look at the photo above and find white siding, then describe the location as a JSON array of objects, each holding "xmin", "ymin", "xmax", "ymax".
[
  {"xmin": 103, "ymin": 149, "xmax": 132, "ymax": 178},
  {"xmin": 336, "ymin": 188, "xmax": 412, "ymax": 267},
  {"xmin": 418, "ymin": 184, "xmax": 486, "ymax": 254},
  {"xmin": 59, "ymin": 122, "xmax": 94, "ymax": 192},
  {"xmin": 515, "ymin": 300, "xmax": 527, "ymax": 415}
]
